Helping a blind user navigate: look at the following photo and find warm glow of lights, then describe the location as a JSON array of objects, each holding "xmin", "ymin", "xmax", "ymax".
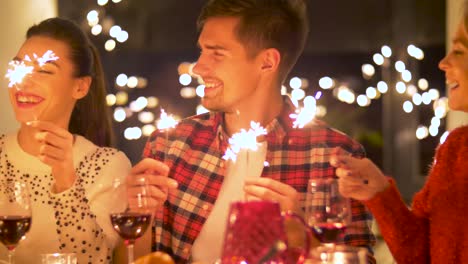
[
  {"xmin": 114, "ymin": 107, "xmax": 126, "ymax": 122},
  {"xmin": 156, "ymin": 109, "xmax": 178, "ymax": 130},
  {"xmin": 106, "ymin": 94, "xmax": 116, "ymax": 106},
  {"xmin": 416, "ymin": 126, "xmax": 429, "ymax": 140},
  {"xmin": 179, "ymin": 73, "xmax": 192, "ymax": 86},
  {"xmin": 291, "ymin": 88, "xmax": 305, "ymax": 101},
  {"xmin": 97, "ymin": 0, "xmax": 109, "ymax": 6},
  {"xmin": 124, "ymin": 127, "xmax": 142, "ymax": 140},
  {"xmin": 105, "ymin": 39, "xmax": 116, "ymax": 51},
  {"xmin": 406, "ymin": 84, "xmax": 417, "ymax": 96},
  {"xmin": 318, "ymin": 76, "xmax": 334, "ymax": 89},
  {"xmin": 377, "ymin": 81, "xmax": 388, "ymax": 93},
  {"xmin": 361, "ymin": 64, "xmax": 375, "ymax": 79},
  {"xmin": 433, "ymin": 97, "xmax": 448, "ymax": 115},
  {"xmin": 402, "ymin": 70, "xmax": 412, "ymax": 82},
  {"xmin": 357, "ymin": 95, "xmax": 370, "ymax": 107},
  {"xmin": 116, "ymin": 30, "xmax": 129, "ymax": 43},
  {"xmin": 223, "ymin": 121, "xmax": 268, "ymax": 162},
  {"xmin": 136, "ymin": 77, "xmax": 147, "ymax": 88},
  {"xmin": 115, "ymin": 91, "xmax": 128, "ymax": 105},
  {"xmin": 87, "ymin": 10, "xmax": 99, "ymax": 26},
  {"xmin": 289, "ymin": 77, "xmax": 302, "ymax": 89},
  {"xmin": 418, "ymin": 78, "xmax": 429, "ymax": 90},
  {"xmin": 395, "ymin": 61, "xmax": 405, "ymax": 72},
  {"xmin": 431, "ymin": 117, "xmax": 441, "ymax": 127},
  {"xmin": 146, "ymin": 97, "xmax": 159, "ymax": 108},
  {"xmin": 177, "ymin": 62, "xmax": 191, "ymax": 75},
  {"xmin": 366, "ymin": 87, "xmax": 377, "ymax": 99},
  {"xmin": 381, "ymin": 45, "xmax": 392, "ymax": 58},
  {"xmin": 130, "ymin": 97, "xmax": 148, "ymax": 112},
  {"xmin": 428, "ymin": 89, "xmax": 440, "ymax": 100},
  {"xmin": 403, "ymin": 101, "xmax": 414, "ymax": 113},
  {"xmin": 315, "ymin": 105, "xmax": 327, "ymax": 117},
  {"xmin": 408, "ymin": 44, "xmax": 424, "ymax": 60},
  {"xmin": 440, "ymin": 131, "xmax": 449, "ymax": 144},
  {"xmin": 429, "ymin": 125, "xmax": 438, "ymax": 137},
  {"xmin": 396, "ymin": 82, "xmax": 406, "ymax": 94},
  {"xmin": 142, "ymin": 124, "xmax": 156, "ymax": 137},
  {"xmin": 109, "ymin": 25, "xmax": 122, "ymax": 38},
  {"xmin": 116, "ymin": 73, "xmax": 128, "ymax": 87},
  {"xmin": 373, "ymin": 53, "xmax": 384, "ymax": 65},
  {"xmin": 412, "ymin": 93, "xmax": 422, "ymax": 105},
  {"xmin": 422, "ymin": 92, "xmax": 432, "ymax": 105},
  {"xmin": 336, "ymin": 86, "xmax": 355, "ymax": 104},
  {"xmin": 138, "ymin": 111, "xmax": 155, "ymax": 124},
  {"xmin": 127, "ymin": 76, "xmax": 138, "ymax": 88},
  {"xmin": 196, "ymin": 85, "xmax": 205, "ymax": 97},
  {"xmin": 91, "ymin": 24, "xmax": 102, "ymax": 35},
  {"xmin": 180, "ymin": 87, "xmax": 196, "ymax": 99},
  {"xmin": 112, "ymin": 0, "xmax": 122, "ymax": 3}
]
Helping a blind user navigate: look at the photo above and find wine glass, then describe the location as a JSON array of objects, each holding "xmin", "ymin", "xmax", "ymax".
[
  {"xmin": 110, "ymin": 176, "xmax": 153, "ymax": 264},
  {"xmin": 304, "ymin": 178, "xmax": 351, "ymax": 246},
  {"xmin": 0, "ymin": 180, "xmax": 32, "ymax": 264}
]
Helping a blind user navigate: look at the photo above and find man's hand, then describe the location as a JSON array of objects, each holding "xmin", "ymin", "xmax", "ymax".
[{"xmin": 244, "ymin": 177, "xmax": 299, "ymax": 213}]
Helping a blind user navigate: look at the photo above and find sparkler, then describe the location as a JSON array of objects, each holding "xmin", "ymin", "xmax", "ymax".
[
  {"xmin": 156, "ymin": 109, "xmax": 178, "ymax": 161},
  {"xmin": 5, "ymin": 50, "xmax": 59, "ymax": 88},
  {"xmin": 222, "ymin": 121, "xmax": 267, "ymax": 162}
]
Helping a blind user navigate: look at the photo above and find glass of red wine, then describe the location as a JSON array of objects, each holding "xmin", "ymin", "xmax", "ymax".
[
  {"xmin": 305, "ymin": 178, "xmax": 351, "ymax": 246},
  {"xmin": 0, "ymin": 180, "xmax": 32, "ymax": 264},
  {"xmin": 110, "ymin": 176, "xmax": 153, "ymax": 264}
]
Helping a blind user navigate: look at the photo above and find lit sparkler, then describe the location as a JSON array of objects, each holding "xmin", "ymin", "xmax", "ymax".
[
  {"xmin": 290, "ymin": 92, "xmax": 322, "ymax": 128},
  {"xmin": 5, "ymin": 50, "xmax": 59, "ymax": 88},
  {"xmin": 156, "ymin": 109, "xmax": 178, "ymax": 162},
  {"xmin": 222, "ymin": 121, "xmax": 267, "ymax": 162}
]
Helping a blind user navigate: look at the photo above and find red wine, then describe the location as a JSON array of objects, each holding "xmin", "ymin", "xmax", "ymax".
[
  {"xmin": 110, "ymin": 212, "xmax": 151, "ymax": 241},
  {"xmin": 312, "ymin": 223, "xmax": 346, "ymax": 243},
  {"xmin": 0, "ymin": 215, "xmax": 32, "ymax": 250}
]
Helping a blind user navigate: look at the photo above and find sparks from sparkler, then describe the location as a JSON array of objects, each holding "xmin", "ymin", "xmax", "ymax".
[
  {"xmin": 222, "ymin": 121, "xmax": 268, "ymax": 162},
  {"xmin": 156, "ymin": 109, "xmax": 178, "ymax": 162},
  {"xmin": 5, "ymin": 50, "xmax": 59, "ymax": 88},
  {"xmin": 290, "ymin": 92, "xmax": 321, "ymax": 128}
]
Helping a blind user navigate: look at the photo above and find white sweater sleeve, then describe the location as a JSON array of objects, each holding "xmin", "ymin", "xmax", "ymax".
[{"xmin": 49, "ymin": 148, "xmax": 131, "ymax": 264}]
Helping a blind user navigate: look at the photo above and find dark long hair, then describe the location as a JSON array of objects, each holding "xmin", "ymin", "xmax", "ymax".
[{"xmin": 26, "ymin": 18, "xmax": 114, "ymax": 147}]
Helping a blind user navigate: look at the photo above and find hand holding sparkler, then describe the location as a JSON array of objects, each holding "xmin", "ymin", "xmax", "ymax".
[{"xmin": 156, "ymin": 109, "xmax": 178, "ymax": 162}]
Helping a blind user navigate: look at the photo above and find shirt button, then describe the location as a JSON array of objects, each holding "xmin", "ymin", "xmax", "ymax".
[
  {"xmin": 288, "ymin": 139, "xmax": 294, "ymax": 144},
  {"xmin": 183, "ymin": 247, "xmax": 190, "ymax": 254},
  {"xmin": 202, "ymin": 204, "xmax": 209, "ymax": 211},
  {"xmin": 219, "ymin": 161, "xmax": 225, "ymax": 168}
]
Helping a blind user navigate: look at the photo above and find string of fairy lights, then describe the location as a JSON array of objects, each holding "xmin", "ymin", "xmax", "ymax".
[{"xmin": 83, "ymin": 1, "xmax": 450, "ymax": 143}]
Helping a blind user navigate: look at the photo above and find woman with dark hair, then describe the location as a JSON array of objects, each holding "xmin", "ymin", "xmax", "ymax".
[
  {"xmin": 0, "ymin": 17, "xmax": 130, "ymax": 263},
  {"xmin": 330, "ymin": 1, "xmax": 468, "ymax": 263}
]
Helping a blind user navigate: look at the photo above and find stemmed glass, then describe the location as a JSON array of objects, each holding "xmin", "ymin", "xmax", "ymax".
[
  {"xmin": 110, "ymin": 177, "xmax": 153, "ymax": 264},
  {"xmin": 0, "ymin": 180, "xmax": 32, "ymax": 264},
  {"xmin": 304, "ymin": 178, "xmax": 351, "ymax": 246}
]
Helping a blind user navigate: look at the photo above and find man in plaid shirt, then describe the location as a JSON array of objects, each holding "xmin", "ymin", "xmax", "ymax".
[{"xmin": 129, "ymin": 0, "xmax": 376, "ymax": 263}]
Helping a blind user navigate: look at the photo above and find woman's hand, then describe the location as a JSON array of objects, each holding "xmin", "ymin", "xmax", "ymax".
[
  {"xmin": 28, "ymin": 121, "xmax": 76, "ymax": 193},
  {"xmin": 127, "ymin": 158, "xmax": 178, "ymax": 212},
  {"xmin": 330, "ymin": 147, "xmax": 389, "ymax": 201}
]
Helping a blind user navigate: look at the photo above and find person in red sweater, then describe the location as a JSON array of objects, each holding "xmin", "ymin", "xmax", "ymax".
[{"xmin": 329, "ymin": 2, "xmax": 468, "ymax": 264}]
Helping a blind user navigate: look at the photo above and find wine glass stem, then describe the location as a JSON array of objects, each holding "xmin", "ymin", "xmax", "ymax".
[
  {"xmin": 127, "ymin": 242, "xmax": 135, "ymax": 264},
  {"xmin": 8, "ymin": 249, "xmax": 15, "ymax": 264}
]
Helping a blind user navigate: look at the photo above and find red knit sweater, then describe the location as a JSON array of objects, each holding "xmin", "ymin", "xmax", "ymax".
[{"xmin": 365, "ymin": 126, "xmax": 468, "ymax": 264}]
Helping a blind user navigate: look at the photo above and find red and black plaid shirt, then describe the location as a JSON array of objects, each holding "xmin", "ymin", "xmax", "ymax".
[{"xmin": 143, "ymin": 100, "xmax": 376, "ymax": 263}]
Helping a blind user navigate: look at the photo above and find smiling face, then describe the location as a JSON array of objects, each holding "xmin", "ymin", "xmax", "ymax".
[
  {"xmin": 439, "ymin": 22, "xmax": 468, "ymax": 112},
  {"xmin": 9, "ymin": 36, "xmax": 85, "ymax": 125},
  {"xmin": 192, "ymin": 16, "xmax": 264, "ymax": 113}
]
